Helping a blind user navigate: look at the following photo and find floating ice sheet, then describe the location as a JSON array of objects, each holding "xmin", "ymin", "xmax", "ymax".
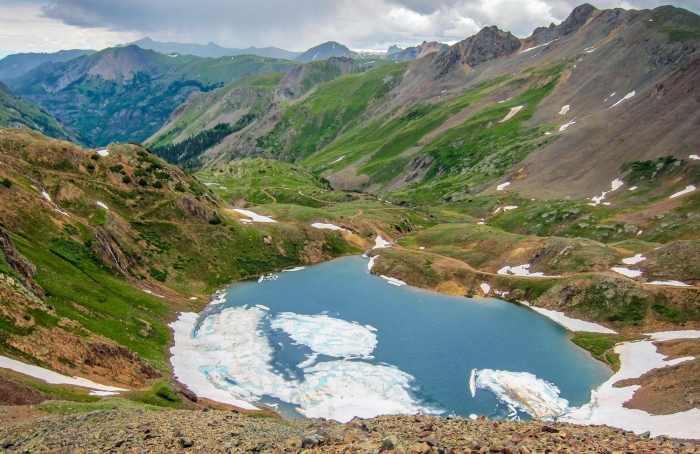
[
  {"xmin": 270, "ymin": 312, "xmax": 377, "ymax": 357},
  {"xmin": 296, "ymin": 361, "xmax": 439, "ymax": 421},
  {"xmin": 475, "ymin": 369, "xmax": 569, "ymax": 420}
]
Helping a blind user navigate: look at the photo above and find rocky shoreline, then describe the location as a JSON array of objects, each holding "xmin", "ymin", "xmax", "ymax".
[{"xmin": 1, "ymin": 409, "xmax": 698, "ymax": 453}]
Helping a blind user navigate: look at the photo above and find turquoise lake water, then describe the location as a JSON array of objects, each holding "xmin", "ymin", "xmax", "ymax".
[{"xmin": 197, "ymin": 255, "xmax": 612, "ymax": 420}]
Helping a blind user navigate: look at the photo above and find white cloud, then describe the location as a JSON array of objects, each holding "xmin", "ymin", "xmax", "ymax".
[{"xmin": 0, "ymin": 0, "xmax": 697, "ymax": 54}]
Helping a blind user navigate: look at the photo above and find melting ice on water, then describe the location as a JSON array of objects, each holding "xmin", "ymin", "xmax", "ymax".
[{"xmin": 475, "ymin": 369, "xmax": 569, "ymax": 420}]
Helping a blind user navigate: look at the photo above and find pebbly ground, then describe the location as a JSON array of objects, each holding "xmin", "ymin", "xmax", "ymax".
[{"xmin": 0, "ymin": 408, "xmax": 698, "ymax": 453}]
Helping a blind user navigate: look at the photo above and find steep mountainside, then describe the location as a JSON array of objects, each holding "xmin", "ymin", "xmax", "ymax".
[
  {"xmin": 389, "ymin": 41, "xmax": 449, "ymax": 62},
  {"xmin": 6, "ymin": 46, "xmax": 297, "ymax": 147},
  {"xmin": 145, "ymin": 57, "xmax": 360, "ymax": 167},
  {"xmin": 0, "ymin": 81, "xmax": 79, "ymax": 142},
  {"xmin": 0, "ymin": 50, "xmax": 94, "ymax": 82},
  {"xmin": 295, "ymin": 42, "xmax": 360, "ymax": 62},
  {"xmin": 125, "ymin": 37, "xmax": 300, "ymax": 60},
  {"xmin": 149, "ymin": 4, "xmax": 699, "ymax": 205}
]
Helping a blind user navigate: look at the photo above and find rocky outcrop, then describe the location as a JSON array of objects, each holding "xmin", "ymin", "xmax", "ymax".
[
  {"xmin": 390, "ymin": 42, "xmax": 449, "ymax": 62},
  {"xmin": 434, "ymin": 26, "xmax": 521, "ymax": 78},
  {"xmin": 275, "ymin": 57, "xmax": 359, "ymax": 100},
  {"xmin": 178, "ymin": 195, "xmax": 214, "ymax": 221},
  {"xmin": 0, "ymin": 226, "xmax": 44, "ymax": 301}
]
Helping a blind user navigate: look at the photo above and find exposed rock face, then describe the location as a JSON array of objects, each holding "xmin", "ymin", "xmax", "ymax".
[
  {"xmin": 275, "ymin": 57, "xmax": 359, "ymax": 100},
  {"xmin": 434, "ymin": 26, "xmax": 522, "ymax": 77},
  {"xmin": 0, "ymin": 226, "xmax": 44, "ymax": 300},
  {"xmin": 391, "ymin": 42, "xmax": 449, "ymax": 62},
  {"xmin": 178, "ymin": 195, "xmax": 214, "ymax": 221}
]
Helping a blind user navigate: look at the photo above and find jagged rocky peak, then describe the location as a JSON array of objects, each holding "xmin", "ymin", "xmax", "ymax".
[{"xmin": 434, "ymin": 25, "xmax": 521, "ymax": 77}]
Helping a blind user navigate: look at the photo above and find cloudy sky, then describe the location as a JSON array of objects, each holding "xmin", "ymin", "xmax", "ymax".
[{"xmin": 0, "ymin": 0, "xmax": 697, "ymax": 56}]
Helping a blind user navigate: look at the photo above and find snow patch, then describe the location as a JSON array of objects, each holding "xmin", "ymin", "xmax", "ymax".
[
  {"xmin": 622, "ymin": 254, "xmax": 645, "ymax": 265},
  {"xmin": 689, "ymin": 154, "xmax": 699, "ymax": 160},
  {"xmin": 647, "ymin": 280, "xmax": 691, "ymax": 287},
  {"xmin": 373, "ymin": 236, "xmax": 392, "ymax": 249},
  {"xmin": 503, "ymin": 205, "xmax": 518, "ymax": 212},
  {"xmin": 558, "ymin": 105, "xmax": 570, "ymax": 115},
  {"xmin": 232, "ymin": 208, "xmax": 276, "ymax": 223},
  {"xmin": 331, "ymin": 155, "xmax": 345, "ymax": 164},
  {"xmin": 496, "ymin": 182, "xmax": 511, "ymax": 190},
  {"xmin": 96, "ymin": 201, "xmax": 108, "ymax": 210},
  {"xmin": 311, "ymin": 222, "xmax": 347, "ymax": 232},
  {"xmin": 610, "ymin": 91, "xmax": 635, "ymax": 108},
  {"xmin": 562, "ymin": 330, "xmax": 700, "ymax": 438},
  {"xmin": 499, "ymin": 106, "xmax": 524, "ymax": 123},
  {"xmin": 367, "ymin": 255, "xmax": 378, "ymax": 271},
  {"xmin": 559, "ymin": 119, "xmax": 576, "ymax": 131},
  {"xmin": 480, "ymin": 283, "xmax": 491, "ymax": 295},
  {"xmin": 519, "ymin": 39, "xmax": 558, "ymax": 54},
  {"xmin": 669, "ymin": 185, "xmax": 696, "ymax": 199},
  {"xmin": 95, "ymin": 149, "xmax": 109, "ymax": 157},
  {"xmin": 0, "ymin": 355, "xmax": 126, "ymax": 393},
  {"xmin": 497, "ymin": 264, "xmax": 552, "ymax": 277},
  {"xmin": 611, "ymin": 267, "xmax": 642, "ymax": 278},
  {"xmin": 530, "ymin": 307, "xmax": 616, "ymax": 333}
]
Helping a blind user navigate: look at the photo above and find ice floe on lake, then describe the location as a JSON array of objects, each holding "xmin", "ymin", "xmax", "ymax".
[
  {"xmin": 381, "ymin": 275, "xmax": 407, "ymax": 286},
  {"xmin": 170, "ymin": 306, "xmax": 434, "ymax": 421},
  {"xmin": 669, "ymin": 185, "xmax": 696, "ymax": 199},
  {"xmin": 282, "ymin": 266, "xmax": 306, "ymax": 272},
  {"xmin": 232, "ymin": 208, "xmax": 276, "ymax": 223},
  {"xmin": 530, "ymin": 307, "xmax": 616, "ymax": 334},
  {"xmin": 0, "ymin": 355, "xmax": 126, "ymax": 393},
  {"xmin": 311, "ymin": 222, "xmax": 347, "ymax": 232},
  {"xmin": 622, "ymin": 254, "xmax": 645, "ymax": 265},
  {"xmin": 296, "ymin": 361, "xmax": 439, "ymax": 421},
  {"xmin": 475, "ymin": 369, "xmax": 569, "ymax": 420},
  {"xmin": 271, "ymin": 313, "xmax": 377, "ymax": 357}
]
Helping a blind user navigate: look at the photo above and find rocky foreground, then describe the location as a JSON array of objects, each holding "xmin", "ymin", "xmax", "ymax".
[{"xmin": 0, "ymin": 409, "xmax": 698, "ymax": 453}]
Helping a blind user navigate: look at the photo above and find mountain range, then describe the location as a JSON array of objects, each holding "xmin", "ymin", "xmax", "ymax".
[{"xmin": 123, "ymin": 37, "xmax": 301, "ymax": 60}]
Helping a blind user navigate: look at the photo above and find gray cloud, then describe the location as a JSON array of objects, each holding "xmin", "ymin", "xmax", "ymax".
[{"xmin": 38, "ymin": 0, "xmax": 700, "ymax": 51}]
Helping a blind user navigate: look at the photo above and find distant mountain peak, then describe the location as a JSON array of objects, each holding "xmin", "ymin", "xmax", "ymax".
[{"xmin": 295, "ymin": 41, "xmax": 359, "ymax": 63}]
